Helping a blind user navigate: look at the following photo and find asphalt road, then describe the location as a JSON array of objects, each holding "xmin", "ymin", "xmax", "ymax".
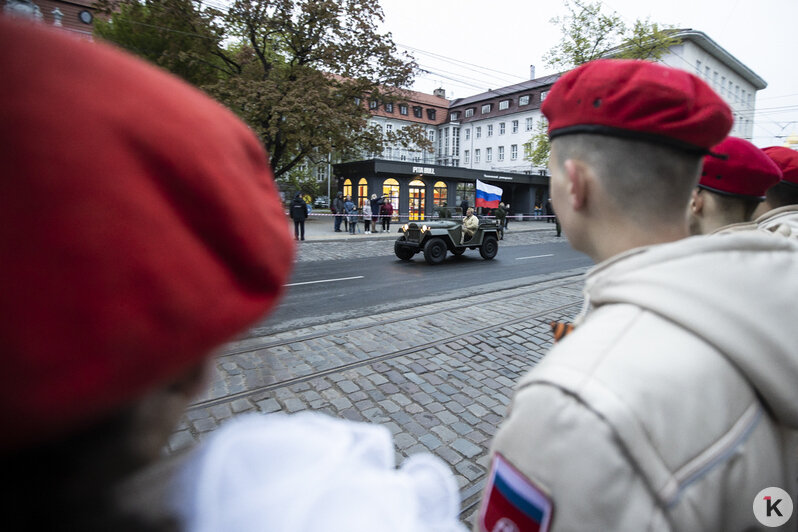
[{"xmin": 260, "ymin": 240, "xmax": 592, "ymax": 332}]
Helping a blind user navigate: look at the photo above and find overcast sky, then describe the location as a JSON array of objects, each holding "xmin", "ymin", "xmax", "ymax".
[{"xmin": 377, "ymin": 0, "xmax": 798, "ymax": 148}]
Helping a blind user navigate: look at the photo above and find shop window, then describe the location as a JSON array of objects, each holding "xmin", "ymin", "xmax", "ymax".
[
  {"xmin": 382, "ymin": 178, "xmax": 400, "ymax": 220},
  {"xmin": 456, "ymin": 182, "xmax": 475, "ymax": 214},
  {"xmin": 433, "ymin": 181, "xmax": 448, "ymax": 208},
  {"xmin": 357, "ymin": 178, "xmax": 368, "ymax": 208},
  {"xmin": 343, "ymin": 179, "xmax": 353, "ymax": 198}
]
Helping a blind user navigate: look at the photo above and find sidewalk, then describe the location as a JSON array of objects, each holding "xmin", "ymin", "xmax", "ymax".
[{"xmin": 290, "ymin": 212, "xmax": 556, "ymax": 242}]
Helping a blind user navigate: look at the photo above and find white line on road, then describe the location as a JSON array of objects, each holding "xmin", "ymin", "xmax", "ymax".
[
  {"xmin": 515, "ymin": 254, "xmax": 554, "ymax": 260},
  {"xmin": 284, "ymin": 275, "xmax": 364, "ymax": 287}
]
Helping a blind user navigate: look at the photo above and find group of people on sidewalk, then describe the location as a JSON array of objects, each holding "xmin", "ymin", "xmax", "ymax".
[
  {"xmin": 330, "ymin": 192, "xmax": 394, "ymax": 234},
  {"xmin": 7, "ymin": 16, "xmax": 798, "ymax": 532}
]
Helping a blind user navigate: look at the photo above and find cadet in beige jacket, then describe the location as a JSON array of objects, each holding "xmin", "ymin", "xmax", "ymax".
[
  {"xmin": 753, "ymin": 146, "xmax": 798, "ymax": 238},
  {"xmin": 687, "ymin": 136, "xmax": 782, "ymax": 236},
  {"xmin": 476, "ymin": 59, "xmax": 798, "ymax": 532}
]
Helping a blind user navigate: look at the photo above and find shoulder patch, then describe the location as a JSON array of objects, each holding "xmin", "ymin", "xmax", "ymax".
[{"xmin": 479, "ymin": 453, "xmax": 553, "ymax": 532}]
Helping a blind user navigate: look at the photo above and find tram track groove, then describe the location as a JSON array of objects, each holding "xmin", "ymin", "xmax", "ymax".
[{"xmin": 187, "ymin": 299, "xmax": 582, "ymax": 412}]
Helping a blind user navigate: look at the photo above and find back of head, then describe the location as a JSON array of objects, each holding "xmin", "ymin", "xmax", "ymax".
[
  {"xmin": 762, "ymin": 147, "xmax": 798, "ymax": 209},
  {"xmin": 543, "ymin": 59, "xmax": 732, "ymax": 232},
  {"xmin": 0, "ymin": 18, "xmax": 294, "ymax": 452}
]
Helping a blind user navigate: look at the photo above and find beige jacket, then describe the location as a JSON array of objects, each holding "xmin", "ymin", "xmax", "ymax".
[
  {"xmin": 462, "ymin": 214, "xmax": 479, "ymax": 235},
  {"xmin": 755, "ymin": 205, "xmax": 798, "ymax": 239},
  {"xmin": 478, "ymin": 233, "xmax": 798, "ymax": 531}
]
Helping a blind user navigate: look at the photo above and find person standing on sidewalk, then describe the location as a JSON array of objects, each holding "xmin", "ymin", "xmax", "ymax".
[
  {"xmin": 494, "ymin": 203, "xmax": 506, "ymax": 240},
  {"xmin": 344, "ymin": 195, "xmax": 357, "ymax": 235},
  {"xmin": 0, "ymin": 18, "xmax": 469, "ymax": 532},
  {"xmin": 380, "ymin": 197, "xmax": 394, "ymax": 232},
  {"xmin": 477, "ymin": 59, "xmax": 798, "ymax": 531},
  {"xmin": 290, "ymin": 192, "xmax": 309, "ymax": 241},
  {"xmin": 332, "ymin": 191, "xmax": 345, "ymax": 232},
  {"xmin": 370, "ymin": 193, "xmax": 382, "ymax": 232},
  {"xmin": 362, "ymin": 200, "xmax": 372, "ymax": 234}
]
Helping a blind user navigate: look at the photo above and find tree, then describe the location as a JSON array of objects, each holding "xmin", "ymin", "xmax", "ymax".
[
  {"xmin": 531, "ymin": 1, "xmax": 680, "ymax": 166},
  {"xmin": 95, "ymin": 0, "xmax": 431, "ymax": 179},
  {"xmin": 543, "ymin": 0, "xmax": 680, "ymax": 70}
]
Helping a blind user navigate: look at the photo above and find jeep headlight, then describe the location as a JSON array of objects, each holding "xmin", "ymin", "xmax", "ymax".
[
  {"xmin": 402, "ymin": 224, "xmax": 409, "ymax": 232},
  {"xmin": 421, "ymin": 225, "xmax": 428, "ymax": 232}
]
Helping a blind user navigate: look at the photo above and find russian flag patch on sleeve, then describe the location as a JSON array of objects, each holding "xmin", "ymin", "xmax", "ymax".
[{"xmin": 479, "ymin": 453, "xmax": 553, "ymax": 532}]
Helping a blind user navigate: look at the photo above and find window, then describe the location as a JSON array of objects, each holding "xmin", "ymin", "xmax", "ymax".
[
  {"xmin": 498, "ymin": 146, "xmax": 505, "ymax": 161},
  {"xmin": 433, "ymin": 181, "xmax": 448, "ymax": 208},
  {"xmin": 386, "ymin": 124, "xmax": 392, "ymax": 133},
  {"xmin": 357, "ymin": 178, "xmax": 368, "ymax": 208},
  {"xmin": 696, "ymin": 59, "xmax": 701, "ymax": 75},
  {"xmin": 721, "ymin": 76, "xmax": 726, "ymax": 95},
  {"xmin": 399, "ymin": 104, "xmax": 408, "ymax": 115},
  {"xmin": 317, "ymin": 166, "xmax": 326, "ymax": 182},
  {"xmin": 465, "ymin": 128, "xmax": 470, "ymax": 140},
  {"xmin": 450, "ymin": 111, "xmax": 459, "ymax": 121},
  {"xmin": 382, "ymin": 178, "xmax": 399, "ymax": 214},
  {"xmin": 456, "ymin": 182, "xmax": 475, "ymax": 211},
  {"xmin": 499, "ymin": 122, "xmax": 505, "ymax": 135},
  {"xmin": 475, "ymin": 149, "xmax": 481, "ymax": 163},
  {"xmin": 487, "ymin": 124, "xmax": 493, "ymax": 137},
  {"xmin": 465, "ymin": 108, "xmax": 474, "ymax": 117},
  {"xmin": 476, "ymin": 126, "xmax": 482, "ymax": 139},
  {"xmin": 519, "ymin": 95, "xmax": 530, "ymax": 106},
  {"xmin": 413, "ymin": 106, "xmax": 423, "ymax": 118},
  {"xmin": 713, "ymin": 71, "xmax": 719, "ymax": 88},
  {"xmin": 511, "ymin": 144, "xmax": 518, "ymax": 160},
  {"xmin": 384, "ymin": 102, "xmax": 394, "ymax": 113},
  {"xmin": 427, "ymin": 109, "xmax": 436, "ymax": 120},
  {"xmin": 343, "ymin": 178, "xmax": 353, "ymax": 198},
  {"xmin": 499, "ymin": 100, "xmax": 510, "ymax": 110},
  {"xmin": 354, "ymin": 97, "xmax": 361, "ymax": 106},
  {"xmin": 464, "ymin": 150, "xmax": 470, "ymax": 164},
  {"xmin": 486, "ymin": 147, "xmax": 493, "ymax": 162},
  {"xmin": 453, "ymin": 127, "xmax": 460, "ymax": 156},
  {"xmin": 540, "ymin": 91, "xmax": 549, "ymax": 101},
  {"xmin": 512, "ymin": 120, "xmax": 518, "ymax": 133},
  {"xmin": 526, "ymin": 117, "xmax": 534, "ymax": 131},
  {"xmin": 705, "ymin": 66, "xmax": 710, "ymax": 80},
  {"xmin": 369, "ymin": 100, "xmax": 378, "ymax": 109},
  {"xmin": 428, "ymin": 130, "xmax": 435, "ymax": 142},
  {"xmin": 523, "ymin": 143, "xmax": 532, "ymax": 158},
  {"xmin": 482, "ymin": 103, "xmax": 491, "ymax": 114}
]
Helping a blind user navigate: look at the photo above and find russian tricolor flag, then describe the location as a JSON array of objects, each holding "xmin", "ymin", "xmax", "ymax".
[
  {"xmin": 479, "ymin": 453, "xmax": 553, "ymax": 532},
  {"xmin": 475, "ymin": 179, "xmax": 502, "ymax": 209}
]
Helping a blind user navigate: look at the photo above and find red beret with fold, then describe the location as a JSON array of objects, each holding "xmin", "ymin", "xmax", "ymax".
[
  {"xmin": 762, "ymin": 146, "xmax": 798, "ymax": 187},
  {"xmin": 0, "ymin": 19, "xmax": 294, "ymax": 450},
  {"xmin": 542, "ymin": 59, "xmax": 733, "ymax": 153},
  {"xmin": 699, "ymin": 137, "xmax": 782, "ymax": 199}
]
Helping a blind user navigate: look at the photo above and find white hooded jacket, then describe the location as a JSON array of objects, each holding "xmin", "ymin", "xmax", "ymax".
[
  {"xmin": 756, "ymin": 204, "xmax": 798, "ymax": 239},
  {"xmin": 481, "ymin": 231, "xmax": 798, "ymax": 531}
]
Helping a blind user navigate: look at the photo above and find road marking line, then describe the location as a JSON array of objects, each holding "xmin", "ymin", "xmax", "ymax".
[
  {"xmin": 516, "ymin": 254, "xmax": 554, "ymax": 260},
  {"xmin": 284, "ymin": 275, "xmax": 364, "ymax": 287}
]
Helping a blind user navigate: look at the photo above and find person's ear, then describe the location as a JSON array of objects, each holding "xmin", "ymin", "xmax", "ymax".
[
  {"xmin": 690, "ymin": 188, "xmax": 704, "ymax": 215},
  {"xmin": 563, "ymin": 159, "xmax": 587, "ymax": 211}
]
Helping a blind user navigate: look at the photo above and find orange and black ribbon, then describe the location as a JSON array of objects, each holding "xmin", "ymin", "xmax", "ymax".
[{"xmin": 550, "ymin": 321, "xmax": 574, "ymax": 343}]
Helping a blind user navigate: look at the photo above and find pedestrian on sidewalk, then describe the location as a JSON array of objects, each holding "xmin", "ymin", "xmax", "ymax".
[
  {"xmin": 380, "ymin": 197, "xmax": 394, "ymax": 232},
  {"xmin": 332, "ymin": 192, "xmax": 345, "ymax": 232},
  {"xmin": 290, "ymin": 192, "xmax": 309, "ymax": 241},
  {"xmin": 494, "ymin": 203, "xmax": 506, "ymax": 240},
  {"xmin": 504, "ymin": 203, "xmax": 511, "ymax": 229},
  {"xmin": 1, "ymin": 19, "xmax": 468, "ymax": 532},
  {"xmin": 344, "ymin": 195, "xmax": 357, "ymax": 235},
  {"xmin": 370, "ymin": 193, "xmax": 382, "ymax": 232},
  {"xmin": 478, "ymin": 59, "xmax": 798, "ymax": 532},
  {"xmin": 362, "ymin": 200, "xmax": 372, "ymax": 234}
]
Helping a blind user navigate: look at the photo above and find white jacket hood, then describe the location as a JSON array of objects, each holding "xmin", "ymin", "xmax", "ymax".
[
  {"xmin": 756, "ymin": 205, "xmax": 798, "ymax": 239},
  {"xmin": 581, "ymin": 232, "xmax": 798, "ymax": 428}
]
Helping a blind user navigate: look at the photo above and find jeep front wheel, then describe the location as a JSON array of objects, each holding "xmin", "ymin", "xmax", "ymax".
[
  {"xmin": 394, "ymin": 242, "xmax": 415, "ymax": 261},
  {"xmin": 479, "ymin": 235, "xmax": 498, "ymax": 260},
  {"xmin": 423, "ymin": 238, "xmax": 447, "ymax": 265}
]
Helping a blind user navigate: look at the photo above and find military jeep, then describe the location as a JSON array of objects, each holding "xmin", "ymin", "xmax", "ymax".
[{"xmin": 394, "ymin": 219, "xmax": 500, "ymax": 264}]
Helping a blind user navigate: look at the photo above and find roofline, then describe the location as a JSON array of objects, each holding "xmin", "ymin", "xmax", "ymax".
[
  {"xmin": 673, "ymin": 30, "xmax": 766, "ymax": 90},
  {"xmin": 448, "ymin": 74, "xmax": 560, "ymax": 107}
]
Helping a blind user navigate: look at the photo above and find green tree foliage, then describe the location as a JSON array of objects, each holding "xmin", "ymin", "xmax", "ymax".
[
  {"xmin": 543, "ymin": 1, "xmax": 681, "ymax": 70},
  {"xmin": 95, "ymin": 0, "xmax": 430, "ymax": 179},
  {"xmin": 531, "ymin": 1, "xmax": 680, "ymax": 166}
]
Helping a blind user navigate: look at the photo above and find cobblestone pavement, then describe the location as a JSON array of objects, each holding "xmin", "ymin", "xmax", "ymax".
[{"xmin": 168, "ymin": 243, "xmax": 589, "ymax": 527}]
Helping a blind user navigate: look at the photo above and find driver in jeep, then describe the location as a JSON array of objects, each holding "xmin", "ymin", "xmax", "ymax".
[{"xmin": 461, "ymin": 207, "xmax": 479, "ymax": 244}]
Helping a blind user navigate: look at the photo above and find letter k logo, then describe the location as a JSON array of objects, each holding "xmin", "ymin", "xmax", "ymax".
[{"xmin": 765, "ymin": 496, "xmax": 783, "ymax": 517}]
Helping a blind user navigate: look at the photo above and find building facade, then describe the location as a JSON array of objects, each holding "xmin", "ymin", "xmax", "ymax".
[
  {"xmin": 4, "ymin": 0, "xmax": 96, "ymax": 37},
  {"xmin": 335, "ymin": 28, "xmax": 766, "ymax": 221}
]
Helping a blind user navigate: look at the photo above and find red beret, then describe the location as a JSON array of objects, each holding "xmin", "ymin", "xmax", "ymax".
[
  {"xmin": 542, "ymin": 59, "xmax": 733, "ymax": 153},
  {"xmin": 762, "ymin": 146, "xmax": 798, "ymax": 187},
  {"xmin": 699, "ymin": 137, "xmax": 782, "ymax": 199},
  {"xmin": 0, "ymin": 19, "xmax": 294, "ymax": 449}
]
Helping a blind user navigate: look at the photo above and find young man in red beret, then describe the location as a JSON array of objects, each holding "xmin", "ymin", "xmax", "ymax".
[
  {"xmin": 687, "ymin": 136, "xmax": 782, "ymax": 235},
  {"xmin": 752, "ymin": 146, "xmax": 798, "ymax": 237},
  {"xmin": 476, "ymin": 59, "xmax": 798, "ymax": 531},
  {"xmin": 0, "ymin": 18, "xmax": 464, "ymax": 532}
]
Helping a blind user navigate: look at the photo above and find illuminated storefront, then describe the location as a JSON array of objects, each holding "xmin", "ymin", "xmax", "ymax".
[{"xmin": 334, "ymin": 159, "xmax": 549, "ymax": 221}]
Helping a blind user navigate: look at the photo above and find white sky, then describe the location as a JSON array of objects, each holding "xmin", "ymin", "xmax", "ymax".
[{"xmin": 378, "ymin": 0, "xmax": 798, "ymax": 148}]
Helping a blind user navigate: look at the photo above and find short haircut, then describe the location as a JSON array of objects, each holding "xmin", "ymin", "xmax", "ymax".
[
  {"xmin": 703, "ymin": 189, "xmax": 761, "ymax": 223},
  {"xmin": 552, "ymin": 134, "xmax": 703, "ymax": 223},
  {"xmin": 765, "ymin": 182, "xmax": 798, "ymax": 209}
]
